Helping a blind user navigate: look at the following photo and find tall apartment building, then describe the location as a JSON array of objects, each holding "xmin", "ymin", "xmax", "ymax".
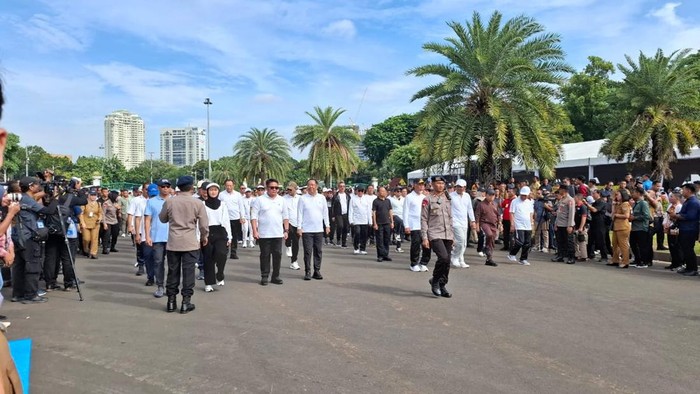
[
  {"xmin": 104, "ymin": 110, "xmax": 145, "ymax": 170},
  {"xmin": 160, "ymin": 127, "xmax": 206, "ymax": 167}
]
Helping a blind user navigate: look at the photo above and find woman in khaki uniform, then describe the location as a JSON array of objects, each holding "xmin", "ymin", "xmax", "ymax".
[
  {"xmin": 610, "ymin": 189, "xmax": 632, "ymax": 268},
  {"xmin": 80, "ymin": 191, "xmax": 103, "ymax": 259}
]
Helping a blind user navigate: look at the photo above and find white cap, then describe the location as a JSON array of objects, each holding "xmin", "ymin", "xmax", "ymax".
[
  {"xmin": 296, "ymin": 190, "xmax": 302, "ymax": 195},
  {"xmin": 455, "ymin": 179, "xmax": 467, "ymax": 187},
  {"xmin": 586, "ymin": 196, "xmax": 595, "ymax": 204},
  {"xmin": 206, "ymin": 182, "xmax": 220, "ymax": 190},
  {"xmin": 245, "ymin": 188, "xmax": 252, "ymax": 193},
  {"xmin": 322, "ymin": 188, "xmax": 330, "ymax": 193},
  {"xmin": 519, "ymin": 186, "xmax": 531, "ymax": 195}
]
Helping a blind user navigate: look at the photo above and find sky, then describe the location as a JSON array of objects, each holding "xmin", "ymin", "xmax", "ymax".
[{"xmin": 0, "ymin": 0, "xmax": 699, "ymax": 161}]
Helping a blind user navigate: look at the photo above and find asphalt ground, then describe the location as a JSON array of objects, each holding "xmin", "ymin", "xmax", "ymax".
[{"xmin": 2, "ymin": 238, "xmax": 700, "ymax": 394}]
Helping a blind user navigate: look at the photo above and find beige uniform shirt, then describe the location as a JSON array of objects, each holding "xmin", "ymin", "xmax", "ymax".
[
  {"xmin": 421, "ymin": 193, "xmax": 454, "ymax": 241},
  {"xmin": 159, "ymin": 192, "xmax": 209, "ymax": 251}
]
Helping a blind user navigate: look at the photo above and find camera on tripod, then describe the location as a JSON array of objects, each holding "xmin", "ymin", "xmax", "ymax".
[{"xmin": 36, "ymin": 172, "xmax": 70, "ymax": 198}]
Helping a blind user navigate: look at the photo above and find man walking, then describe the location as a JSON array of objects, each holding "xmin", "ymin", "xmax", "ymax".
[
  {"xmin": 403, "ymin": 179, "xmax": 430, "ymax": 272},
  {"xmin": 349, "ymin": 186, "xmax": 372, "ymax": 254},
  {"xmin": 284, "ymin": 182, "xmax": 301, "ymax": 270},
  {"xmin": 332, "ymin": 181, "xmax": 351, "ymax": 248},
  {"xmin": 389, "ymin": 188, "xmax": 405, "ymax": 253},
  {"xmin": 251, "ymin": 179, "xmax": 289, "ymax": 285},
  {"xmin": 507, "ymin": 186, "xmax": 534, "ymax": 265},
  {"xmin": 421, "ymin": 176, "xmax": 454, "ymax": 298},
  {"xmin": 144, "ymin": 179, "xmax": 171, "ymax": 298},
  {"xmin": 552, "ymin": 183, "xmax": 576, "ymax": 264},
  {"xmin": 159, "ymin": 176, "xmax": 209, "ymax": 314},
  {"xmin": 297, "ymin": 179, "xmax": 331, "ymax": 280},
  {"xmin": 450, "ymin": 179, "xmax": 476, "ymax": 268},
  {"xmin": 670, "ymin": 183, "xmax": 699, "ymax": 275},
  {"xmin": 476, "ymin": 189, "xmax": 500, "ymax": 267},
  {"xmin": 372, "ymin": 186, "xmax": 394, "ymax": 262},
  {"xmin": 500, "ymin": 185, "xmax": 515, "ymax": 250},
  {"xmin": 219, "ymin": 179, "xmax": 246, "ymax": 259}
]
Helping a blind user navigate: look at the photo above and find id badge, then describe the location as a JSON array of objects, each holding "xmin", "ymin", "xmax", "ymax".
[
  {"xmin": 37, "ymin": 220, "xmax": 45, "ymax": 229},
  {"xmin": 88, "ymin": 211, "xmax": 94, "ymax": 218}
]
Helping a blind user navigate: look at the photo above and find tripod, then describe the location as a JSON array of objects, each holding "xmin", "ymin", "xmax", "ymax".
[{"xmin": 55, "ymin": 198, "xmax": 84, "ymax": 301}]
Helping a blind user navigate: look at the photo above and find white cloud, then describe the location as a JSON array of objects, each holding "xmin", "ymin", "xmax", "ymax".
[
  {"xmin": 323, "ymin": 19, "xmax": 357, "ymax": 39},
  {"xmin": 650, "ymin": 2, "xmax": 683, "ymax": 26},
  {"xmin": 14, "ymin": 13, "xmax": 88, "ymax": 51},
  {"xmin": 253, "ymin": 94, "xmax": 283, "ymax": 104}
]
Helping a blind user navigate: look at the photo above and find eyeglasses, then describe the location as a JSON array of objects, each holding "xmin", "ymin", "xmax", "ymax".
[
  {"xmin": 286, "ymin": 188, "xmax": 293, "ymax": 192},
  {"xmin": 268, "ymin": 186, "xmax": 279, "ymax": 190},
  {"xmin": 159, "ymin": 185, "xmax": 171, "ymax": 188}
]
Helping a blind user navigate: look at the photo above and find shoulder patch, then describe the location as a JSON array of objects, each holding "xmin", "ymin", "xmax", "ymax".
[{"xmin": 422, "ymin": 199, "xmax": 429, "ymax": 207}]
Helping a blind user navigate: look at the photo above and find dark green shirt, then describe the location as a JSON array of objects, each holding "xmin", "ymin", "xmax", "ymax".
[{"xmin": 631, "ymin": 199, "xmax": 650, "ymax": 232}]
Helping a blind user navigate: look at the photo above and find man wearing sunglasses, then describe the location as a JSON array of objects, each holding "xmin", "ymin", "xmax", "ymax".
[
  {"xmin": 144, "ymin": 179, "xmax": 172, "ymax": 298},
  {"xmin": 283, "ymin": 182, "xmax": 301, "ymax": 270},
  {"xmin": 251, "ymin": 179, "xmax": 289, "ymax": 285}
]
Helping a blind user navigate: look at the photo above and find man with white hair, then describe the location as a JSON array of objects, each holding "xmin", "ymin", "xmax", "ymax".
[
  {"xmin": 450, "ymin": 179, "xmax": 476, "ymax": 268},
  {"xmin": 507, "ymin": 186, "xmax": 535, "ymax": 265}
]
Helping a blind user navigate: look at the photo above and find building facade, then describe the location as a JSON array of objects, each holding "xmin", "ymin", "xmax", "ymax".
[
  {"xmin": 160, "ymin": 127, "xmax": 206, "ymax": 167},
  {"xmin": 104, "ymin": 110, "xmax": 145, "ymax": 170}
]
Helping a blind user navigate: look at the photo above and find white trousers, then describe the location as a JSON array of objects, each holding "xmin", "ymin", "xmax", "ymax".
[
  {"xmin": 452, "ymin": 225, "xmax": 469, "ymax": 264},
  {"xmin": 242, "ymin": 220, "xmax": 252, "ymax": 242}
]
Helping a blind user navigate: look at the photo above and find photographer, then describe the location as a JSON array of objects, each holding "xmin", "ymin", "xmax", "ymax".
[
  {"xmin": 11, "ymin": 176, "xmax": 55, "ymax": 304},
  {"xmin": 584, "ymin": 189, "xmax": 609, "ymax": 263},
  {"xmin": 42, "ymin": 177, "xmax": 87, "ymax": 291}
]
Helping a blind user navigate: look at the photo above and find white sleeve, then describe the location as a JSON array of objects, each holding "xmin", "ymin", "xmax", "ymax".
[
  {"xmin": 322, "ymin": 196, "xmax": 330, "ymax": 228},
  {"xmin": 222, "ymin": 208, "xmax": 232, "ymax": 240},
  {"xmin": 466, "ymin": 198, "xmax": 475, "ymax": 222},
  {"xmin": 297, "ymin": 198, "xmax": 305, "ymax": 231},
  {"xmin": 251, "ymin": 199, "xmax": 260, "ymax": 221}
]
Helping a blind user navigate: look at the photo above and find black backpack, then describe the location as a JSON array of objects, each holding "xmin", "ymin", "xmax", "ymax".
[{"xmin": 45, "ymin": 194, "xmax": 73, "ymax": 235}]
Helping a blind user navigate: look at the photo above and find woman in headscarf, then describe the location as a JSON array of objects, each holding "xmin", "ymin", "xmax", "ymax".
[
  {"xmin": 79, "ymin": 190, "xmax": 103, "ymax": 259},
  {"xmin": 610, "ymin": 189, "xmax": 632, "ymax": 268},
  {"xmin": 101, "ymin": 190, "xmax": 121, "ymax": 254},
  {"xmin": 201, "ymin": 183, "xmax": 232, "ymax": 292}
]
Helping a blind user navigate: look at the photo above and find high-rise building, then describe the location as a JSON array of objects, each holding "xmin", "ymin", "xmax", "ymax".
[
  {"xmin": 353, "ymin": 125, "xmax": 367, "ymax": 161},
  {"xmin": 160, "ymin": 127, "xmax": 206, "ymax": 167},
  {"xmin": 104, "ymin": 110, "xmax": 145, "ymax": 170}
]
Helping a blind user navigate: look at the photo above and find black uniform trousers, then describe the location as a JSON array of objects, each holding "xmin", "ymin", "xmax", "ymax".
[
  {"xmin": 654, "ymin": 217, "xmax": 665, "ymax": 249},
  {"xmin": 501, "ymin": 219, "xmax": 511, "ymax": 249},
  {"xmin": 43, "ymin": 234, "xmax": 77, "ymax": 287},
  {"xmin": 353, "ymin": 225, "xmax": 369, "ymax": 251},
  {"xmin": 203, "ymin": 226, "xmax": 229, "ymax": 285},
  {"xmin": 668, "ymin": 233, "xmax": 683, "ymax": 268},
  {"xmin": 555, "ymin": 226, "xmax": 575, "ymax": 261},
  {"xmin": 302, "ymin": 232, "xmax": 324, "ymax": 273},
  {"xmin": 11, "ymin": 239, "xmax": 43, "ymax": 299},
  {"xmin": 101, "ymin": 223, "xmax": 120, "ymax": 252},
  {"xmin": 229, "ymin": 219, "xmax": 242, "ymax": 257},
  {"xmin": 285, "ymin": 224, "xmax": 300, "ymax": 262},
  {"xmin": 679, "ymin": 230, "xmax": 698, "ymax": 272},
  {"xmin": 630, "ymin": 230, "xmax": 651, "ymax": 265},
  {"xmin": 589, "ymin": 222, "xmax": 608, "ymax": 260},
  {"xmin": 166, "ymin": 250, "xmax": 199, "ymax": 297},
  {"xmin": 409, "ymin": 230, "xmax": 431, "ymax": 266},
  {"xmin": 431, "ymin": 239, "xmax": 453, "ymax": 285},
  {"xmin": 335, "ymin": 214, "xmax": 349, "ymax": 247},
  {"xmin": 259, "ymin": 237, "xmax": 283, "ymax": 279},
  {"xmin": 375, "ymin": 223, "xmax": 391, "ymax": 259}
]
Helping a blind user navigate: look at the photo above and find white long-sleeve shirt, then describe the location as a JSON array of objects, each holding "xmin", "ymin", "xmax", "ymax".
[
  {"xmin": 218, "ymin": 190, "xmax": 246, "ymax": 220},
  {"xmin": 251, "ymin": 193, "xmax": 288, "ymax": 238},
  {"xmin": 297, "ymin": 193, "xmax": 330, "ymax": 233},
  {"xmin": 204, "ymin": 204, "xmax": 233, "ymax": 240},
  {"xmin": 284, "ymin": 194, "xmax": 300, "ymax": 227},
  {"xmin": 242, "ymin": 197, "xmax": 252, "ymax": 220},
  {"xmin": 403, "ymin": 191, "xmax": 426, "ymax": 231},
  {"xmin": 389, "ymin": 196, "xmax": 404, "ymax": 217},
  {"xmin": 349, "ymin": 195, "xmax": 372, "ymax": 225},
  {"xmin": 450, "ymin": 191, "xmax": 475, "ymax": 227}
]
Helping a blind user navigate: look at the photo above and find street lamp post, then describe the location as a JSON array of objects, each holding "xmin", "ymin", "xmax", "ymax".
[
  {"xmin": 204, "ymin": 98, "xmax": 213, "ymax": 179},
  {"xmin": 25, "ymin": 145, "xmax": 30, "ymax": 177},
  {"xmin": 149, "ymin": 152, "xmax": 155, "ymax": 183},
  {"xmin": 99, "ymin": 144, "xmax": 105, "ymax": 178}
]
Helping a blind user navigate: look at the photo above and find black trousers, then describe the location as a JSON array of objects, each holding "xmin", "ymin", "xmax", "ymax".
[
  {"xmin": 259, "ymin": 238, "xmax": 283, "ymax": 279},
  {"xmin": 285, "ymin": 224, "xmax": 300, "ymax": 262},
  {"xmin": 353, "ymin": 225, "xmax": 368, "ymax": 251},
  {"xmin": 326, "ymin": 210, "xmax": 335, "ymax": 243},
  {"xmin": 43, "ymin": 234, "xmax": 76, "ymax": 287},
  {"xmin": 555, "ymin": 226, "xmax": 575, "ymax": 260},
  {"xmin": 335, "ymin": 214, "xmax": 349, "ymax": 246},
  {"xmin": 410, "ymin": 230, "xmax": 431, "ymax": 265},
  {"xmin": 203, "ymin": 226, "xmax": 229, "ymax": 285},
  {"xmin": 431, "ymin": 239, "xmax": 453, "ymax": 285},
  {"xmin": 101, "ymin": 223, "xmax": 120, "ymax": 251},
  {"xmin": 501, "ymin": 219, "xmax": 511, "ymax": 249},
  {"xmin": 166, "ymin": 250, "xmax": 199, "ymax": 297},
  {"xmin": 589, "ymin": 222, "xmax": 608, "ymax": 260},
  {"xmin": 229, "ymin": 219, "xmax": 242, "ymax": 256},
  {"xmin": 376, "ymin": 223, "xmax": 392, "ymax": 258},
  {"xmin": 668, "ymin": 234, "xmax": 683, "ymax": 268},
  {"xmin": 679, "ymin": 231, "xmax": 698, "ymax": 271},
  {"xmin": 392, "ymin": 216, "xmax": 404, "ymax": 249},
  {"xmin": 302, "ymin": 232, "xmax": 324, "ymax": 273},
  {"xmin": 509, "ymin": 230, "xmax": 532, "ymax": 261},
  {"xmin": 630, "ymin": 230, "xmax": 651, "ymax": 265},
  {"xmin": 11, "ymin": 239, "xmax": 43, "ymax": 299},
  {"xmin": 654, "ymin": 217, "xmax": 665, "ymax": 249},
  {"xmin": 136, "ymin": 240, "xmax": 145, "ymax": 267}
]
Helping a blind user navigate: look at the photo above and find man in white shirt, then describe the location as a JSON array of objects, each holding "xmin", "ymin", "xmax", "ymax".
[
  {"xmin": 127, "ymin": 184, "xmax": 149, "ymax": 275},
  {"xmin": 349, "ymin": 186, "xmax": 372, "ymax": 254},
  {"xmin": 241, "ymin": 188, "xmax": 253, "ymax": 248},
  {"xmin": 331, "ymin": 181, "xmax": 351, "ymax": 248},
  {"xmin": 403, "ymin": 179, "xmax": 430, "ymax": 272},
  {"xmin": 450, "ymin": 179, "xmax": 477, "ymax": 268},
  {"xmin": 219, "ymin": 179, "xmax": 246, "ymax": 259},
  {"xmin": 297, "ymin": 179, "xmax": 331, "ymax": 280},
  {"xmin": 284, "ymin": 182, "xmax": 301, "ymax": 269},
  {"xmin": 251, "ymin": 178, "xmax": 289, "ymax": 286},
  {"xmin": 508, "ymin": 186, "xmax": 535, "ymax": 265},
  {"xmin": 389, "ymin": 187, "xmax": 405, "ymax": 253}
]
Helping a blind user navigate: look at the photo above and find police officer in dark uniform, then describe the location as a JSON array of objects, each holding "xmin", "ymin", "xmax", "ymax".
[{"xmin": 421, "ymin": 176, "xmax": 454, "ymax": 298}]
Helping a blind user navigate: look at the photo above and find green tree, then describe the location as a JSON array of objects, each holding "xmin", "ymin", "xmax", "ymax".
[
  {"xmin": 72, "ymin": 156, "xmax": 103, "ymax": 183},
  {"xmin": 292, "ymin": 106, "xmax": 360, "ymax": 186},
  {"xmin": 125, "ymin": 160, "xmax": 179, "ymax": 184},
  {"xmin": 407, "ymin": 11, "xmax": 573, "ymax": 184},
  {"xmin": 210, "ymin": 156, "xmax": 239, "ymax": 185},
  {"xmin": 561, "ymin": 56, "xmax": 620, "ymax": 141},
  {"xmin": 287, "ymin": 159, "xmax": 312, "ymax": 185},
  {"xmin": 601, "ymin": 49, "xmax": 700, "ymax": 180},
  {"xmin": 233, "ymin": 127, "xmax": 292, "ymax": 184},
  {"xmin": 103, "ymin": 157, "xmax": 127, "ymax": 183},
  {"xmin": 1, "ymin": 133, "xmax": 23, "ymax": 179},
  {"xmin": 362, "ymin": 114, "xmax": 418, "ymax": 165},
  {"xmin": 191, "ymin": 160, "xmax": 209, "ymax": 181},
  {"xmin": 385, "ymin": 143, "xmax": 421, "ymax": 179}
]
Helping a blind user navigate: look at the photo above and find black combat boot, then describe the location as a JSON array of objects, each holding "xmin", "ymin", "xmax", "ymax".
[
  {"xmin": 166, "ymin": 295, "xmax": 177, "ymax": 313},
  {"xmin": 439, "ymin": 283, "xmax": 452, "ymax": 298},
  {"xmin": 428, "ymin": 278, "xmax": 441, "ymax": 297},
  {"xmin": 180, "ymin": 296, "xmax": 195, "ymax": 314}
]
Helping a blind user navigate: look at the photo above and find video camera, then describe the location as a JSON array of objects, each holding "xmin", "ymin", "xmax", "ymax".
[{"xmin": 36, "ymin": 172, "xmax": 71, "ymax": 198}]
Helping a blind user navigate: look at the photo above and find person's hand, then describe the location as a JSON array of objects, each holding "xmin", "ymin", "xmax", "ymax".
[
  {"xmin": 629, "ymin": 214, "xmax": 635, "ymax": 222},
  {"xmin": 227, "ymin": 240, "xmax": 232, "ymax": 247},
  {"xmin": 103, "ymin": 224, "xmax": 108, "ymax": 230},
  {"xmin": 510, "ymin": 226, "xmax": 515, "ymax": 233},
  {"xmin": 405, "ymin": 227, "xmax": 411, "ymax": 234},
  {"xmin": 470, "ymin": 222, "xmax": 476, "ymax": 230},
  {"xmin": 373, "ymin": 224, "xmax": 378, "ymax": 230},
  {"xmin": 1, "ymin": 195, "xmax": 10, "ymax": 207},
  {"xmin": 128, "ymin": 225, "xmax": 135, "ymax": 234},
  {"xmin": 297, "ymin": 229, "xmax": 303, "ymax": 237},
  {"xmin": 201, "ymin": 238, "xmax": 208, "ymax": 247},
  {"xmin": 135, "ymin": 234, "xmax": 141, "ymax": 244},
  {"xmin": 325, "ymin": 227, "xmax": 330, "ymax": 235},
  {"xmin": 283, "ymin": 232, "xmax": 288, "ymax": 240},
  {"xmin": 4, "ymin": 249, "xmax": 15, "ymax": 268},
  {"xmin": 567, "ymin": 226, "xmax": 573, "ymax": 234},
  {"xmin": 253, "ymin": 231, "xmax": 260, "ymax": 240},
  {"xmin": 240, "ymin": 218, "xmax": 246, "ymax": 224},
  {"xmin": 390, "ymin": 222, "xmax": 394, "ymax": 230},
  {"xmin": 146, "ymin": 237, "xmax": 153, "ymax": 247},
  {"xmin": 422, "ymin": 239, "xmax": 430, "ymax": 249},
  {"xmin": 7, "ymin": 202, "xmax": 20, "ymax": 216}
]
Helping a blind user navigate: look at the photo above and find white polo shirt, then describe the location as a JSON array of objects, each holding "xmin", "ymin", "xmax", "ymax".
[
  {"xmin": 251, "ymin": 193, "xmax": 288, "ymax": 238},
  {"xmin": 284, "ymin": 194, "xmax": 300, "ymax": 227},
  {"xmin": 349, "ymin": 194, "xmax": 372, "ymax": 225},
  {"xmin": 510, "ymin": 197, "xmax": 535, "ymax": 230},
  {"xmin": 403, "ymin": 191, "xmax": 426, "ymax": 231},
  {"xmin": 297, "ymin": 193, "xmax": 330, "ymax": 233},
  {"xmin": 450, "ymin": 191, "xmax": 475, "ymax": 227},
  {"xmin": 219, "ymin": 189, "xmax": 246, "ymax": 220}
]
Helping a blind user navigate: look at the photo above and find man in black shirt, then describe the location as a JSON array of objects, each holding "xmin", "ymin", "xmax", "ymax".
[
  {"xmin": 585, "ymin": 189, "xmax": 609, "ymax": 262},
  {"xmin": 372, "ymin": 186, "xmax": 394, "ymax": 262}
]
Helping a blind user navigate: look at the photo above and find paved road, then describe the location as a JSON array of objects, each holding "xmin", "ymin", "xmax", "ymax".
[{"xmin": 3, "ymin": 239, "xmax": 700, "ymax": 394}]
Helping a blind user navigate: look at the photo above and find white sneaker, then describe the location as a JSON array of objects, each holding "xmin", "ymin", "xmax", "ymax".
[
  {"xmin": 519, "ymin": 260, "xmax": 530, "ymax": 266},
  {"xmin": 286, "ymin": 246, "xmax": 292, "ymax": 257},
  {"xmin": 216, "ymin": 280, "xmax": 225, "ymax": 286},
  {"xmin": 204, "ymin": 285, "xmax": 214, "ymax": 292},
  {"xmin": 451, "ymin": 260, "xmax": 461, "ymax": 268},
  {"xmin": 478, "ymin": 251, "xmax": 485, "ymax": 257},
  {"xmin": 420, "ymin": 265, "xmax": 429, "ymax": 272},
  {"xmin": 238, "ymin": 240, "xmax": 243, "ymax": 244},
  {"xmin": 396, "ymin": 247, "xmax": 403, "ymax": 253},
  {"xmin": 541, "ymin": 248, "xmax": 549, "ymax": 254},
  {"xmin": 507, "ymin": 255, "xmax": 517, "ymax": 262},
  {"xmin": 290, "ymin": 261, "xmax": 300, "ymax": 270},
  {"xmin": 354, "ymin": 249, "xmax": 360, "ymax": 254},
  {"xmin": 410, "ymin": 265, "xmax": 421, "ymax": 272},
  {"xmin": 249, "ymin": 241, "xmax": 255, "ymax": 248},
  {"xmin": 360, "ymin": 250, "xmax": 367, "ymax": 255},
  {"xmin": 460, "ymin": 262, "xmax": 469, "ymax": 268},
  {"xmin": 241, "ymin": 244, "xmax": 247, "ymax": 248}
]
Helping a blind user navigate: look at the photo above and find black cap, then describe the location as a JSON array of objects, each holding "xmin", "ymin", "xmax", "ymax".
[
  {"xmin": 19, "ymin": 176, "xmax": 40, "ymax": 188},
  {"xmin": 414, "ymin": 178, "xmax": 425, "ymax": 184},
  {"xmin": 132, "ymin": 186, "xmax": 140, "ymax": 192},
  {"xmin": 177, "ymin": 175, "xmax": 195, "ymax": 188},
  {"xmin": 431, "ymin": 176, "xmax": 446, "ymax": 183},
  {"xmin": 157, "ymin": 179, "xmax": 171, "ymax": 187},
  {"xmin": 485, "ymin": 188, "xmax": 496, "ymax": 195},
  {"xmin": 683, "ymin": 183, "xmax": 697, "ymax": 193}
]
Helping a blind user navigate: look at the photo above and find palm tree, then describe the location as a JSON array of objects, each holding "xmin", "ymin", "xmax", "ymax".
[
  {"xmin": 232, "ymin": 128, "xmax": 292, "ymax": 183},
  {"xmin": 292, "ymin": 106, "xmax": 360, "ymax": 186},
  {"xmin": 407, "ymin": 11, "xmax": 573, "ymax": 184},
  {"xmin": 601, "ymin": 49, "xmax": 700, "ymax": 181}
]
